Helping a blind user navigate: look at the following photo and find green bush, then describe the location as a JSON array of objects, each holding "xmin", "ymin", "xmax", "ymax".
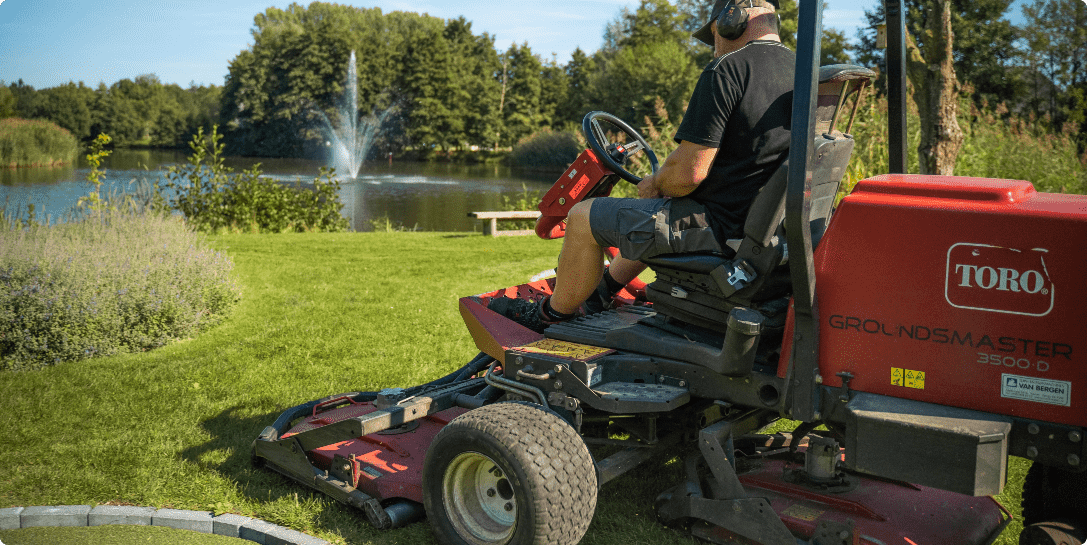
[
  {"xmin": 0, "ymin": 209, "xmax": 241, "ymax": 370},
  {"xmin": 508, "ymin": 129, "xmax": 583, "ymax": 171},
  {"xmin": 160, "ymin": 126, "xmax": 349, "ymax": 233},
  {"xmin": 0, "ymin": 118, "xmax": 79, "ymax": 168},
  {"xmin": 956, "ymin": 104, "xmax": 1086, "ymax": 194}
]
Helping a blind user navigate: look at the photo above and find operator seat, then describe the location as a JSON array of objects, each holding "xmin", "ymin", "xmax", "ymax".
[{"xmin": 640, "ymin": 64, "xmax": 875, "ymax": 351}]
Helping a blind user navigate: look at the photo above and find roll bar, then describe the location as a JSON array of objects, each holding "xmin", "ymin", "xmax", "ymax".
[{"xmin": 783, "ymin": 0, "xmax": 907, "ymax": 421}]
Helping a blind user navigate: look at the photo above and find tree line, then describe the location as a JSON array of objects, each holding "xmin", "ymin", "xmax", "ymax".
[
  {"xmin": 0, "ymin": 75, "xmax": 220, "ymax": 149},
  {"xmin": 1, "ymin": 0, "xmax": 1083, "ymax": 159},
  {"xmin": 853, "ymin": 0, "xmax": 1085, "ymax": 134},
  {"xmin": 209, "ymin": 0, "xmax": 854, "ymax": 157}
]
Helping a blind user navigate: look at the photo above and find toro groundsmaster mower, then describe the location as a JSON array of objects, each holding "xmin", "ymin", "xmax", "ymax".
[{"xmin": 252, "ymin": 2, "xmax": 1087, "ymax": 544}]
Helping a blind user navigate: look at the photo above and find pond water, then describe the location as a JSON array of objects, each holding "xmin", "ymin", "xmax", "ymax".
[{"xmin": 0, "ymin": 149, "xmax": 559, "ymax": 232}]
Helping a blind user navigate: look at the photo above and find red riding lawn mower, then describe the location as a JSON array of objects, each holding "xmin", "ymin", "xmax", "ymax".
[{"xmin": 252, "ymin": 2, "xmax": 1087, "ymax": 544}]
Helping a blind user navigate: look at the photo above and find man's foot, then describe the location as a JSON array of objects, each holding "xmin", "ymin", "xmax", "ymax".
[
  {"xmin": 583, "ymin": 267, "xmax": 625, "ymax": 315},
  {"xmin": 487, "ymin": 296, "xmax": 575, "ymax": 333},
  {"xmin": 582, "ymin": 281, "xmax": 615, "ymax": 315}
]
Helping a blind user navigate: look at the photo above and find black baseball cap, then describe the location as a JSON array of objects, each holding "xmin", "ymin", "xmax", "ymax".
[{"xmin": 692, "ymin": 0, "xmax": 779, "ymax": 46}]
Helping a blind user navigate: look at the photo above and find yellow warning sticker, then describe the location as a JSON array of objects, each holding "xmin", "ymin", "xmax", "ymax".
[
  {"xmin": 515, "ymin": 339, "xmax": 613, "ymax": 361},
  {"xmin": 783, "ymin": 504, "xmax": 824, "ymax": 522},
  {"xmin": 891, "ymin": 367, "xmax": 904, "ymax": 387},
  {"xmin": 905, "ymin": 370, "xmax": 926, "ymax": 389},
  {"xmin": 891, "ymin": 367, "xmax": 925, "ymax": 389}
]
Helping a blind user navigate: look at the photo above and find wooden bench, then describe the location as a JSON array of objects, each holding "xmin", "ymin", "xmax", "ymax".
[{"xmin": 468, "ymin": 210, "xmax": 542, "ymax": 237}]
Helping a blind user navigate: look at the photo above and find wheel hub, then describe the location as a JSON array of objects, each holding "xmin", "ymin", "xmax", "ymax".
[{"xmin": 443, "ymin": 451, "xmax": 517, "ymax": 543}]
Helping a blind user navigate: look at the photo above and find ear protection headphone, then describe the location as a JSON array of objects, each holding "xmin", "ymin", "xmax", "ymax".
[
  {"xmin": 715, "ymin": 0, "xmax": 780, "ymax": 41},
  {"xmin": 715, "ymin": 0, "xmax": 751, "ymax": 41}
]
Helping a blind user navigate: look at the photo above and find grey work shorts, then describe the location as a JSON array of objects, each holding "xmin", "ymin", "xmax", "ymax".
[{"xmin": 588, "ymin": 197, "xmax": 724, "ymax": 261}]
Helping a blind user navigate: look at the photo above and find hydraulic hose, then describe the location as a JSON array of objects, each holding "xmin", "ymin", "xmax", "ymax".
[{"xmin": 483, "ymin": 361, "xmax": 550, "ymax": 407}]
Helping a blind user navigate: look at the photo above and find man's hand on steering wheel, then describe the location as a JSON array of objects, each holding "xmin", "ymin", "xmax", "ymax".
[{"xmin": 636, "ymin": 173, "xmax": 663, "ymax": 199}]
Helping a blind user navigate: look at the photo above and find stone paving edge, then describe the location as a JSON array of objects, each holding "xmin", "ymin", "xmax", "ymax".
[{"xmin": 2, "ymin": 505, "xmax": 330, "ymax": 545}]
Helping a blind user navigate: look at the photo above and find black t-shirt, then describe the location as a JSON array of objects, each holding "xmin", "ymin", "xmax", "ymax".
[{"xmin": 674, "ymin": 40, "xmax": 795, "ymax": 243}]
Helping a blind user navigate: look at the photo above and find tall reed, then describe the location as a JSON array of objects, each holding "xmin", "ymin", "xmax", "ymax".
[{"xmin": 0, "ymin": 118, "xmax": 79, "ymax": 168}]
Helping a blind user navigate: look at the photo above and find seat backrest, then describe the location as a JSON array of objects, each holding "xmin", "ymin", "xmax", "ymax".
[{"xmin": 742, "ymin": 64, "xmax": 875, "ymax": 254}]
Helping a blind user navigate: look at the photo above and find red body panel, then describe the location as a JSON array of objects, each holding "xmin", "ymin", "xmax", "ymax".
[
  {"xmin": 813, "ymin": 175, "xmax": 1087, "ymax": 426},
  {"xmin": 536, "ymin": 149, "xmax": 615, "ymax": 239},
  {"xmin": 459, "ymin": 281, "xmax": 554, "ymax": 363},
  {"xmin": 284, "ymin": 401, "xmax": 469, "ymax": 504},
  {"xmin": 703, "ymin": 452, "xmax": 1007, "ymax": 545},
  {"xmin": 752, "ymin": 464, "xmax": 1005, "ymax": 544}
]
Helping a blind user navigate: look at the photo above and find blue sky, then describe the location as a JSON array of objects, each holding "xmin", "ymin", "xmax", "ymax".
[{"xmin": 0, "ymin": 0, "xmax": 1018, "ymax": 90}]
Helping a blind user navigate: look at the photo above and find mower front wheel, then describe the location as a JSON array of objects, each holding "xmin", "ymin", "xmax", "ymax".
[{"xmin": 422, "ymin": 401, "xmax": 597, "ymax": 545}]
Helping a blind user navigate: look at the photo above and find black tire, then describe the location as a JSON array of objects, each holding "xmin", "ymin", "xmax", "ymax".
[
  {"xmin": 422, "ymin": 401, "xmax": 598, "ymax": 545},
  {"xmin": 1022, "ymin": 463, "xmax": 1087, "ymax": 525}
]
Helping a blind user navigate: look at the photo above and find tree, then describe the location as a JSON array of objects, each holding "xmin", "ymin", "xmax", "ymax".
[
  {"xmin": 608, "ymin": 0, "xmax": 692, "ymax": 50},
  {"xmin": 0, "ymin": 85, "xmax": 16, "ymax": 119},
  {"xmin": 854, "ymin": 0, "xmax": 1020, "ymax": 106},
  {"xmin": 9, "ymin": 80, "xmax": 38, "ymax": 120},
  {"xmin": 92, "ymin": 83, "xmax": 143, "ymax": 146},
  {"xmin": 821, "ymin": 28, "xmax": 851, "ymax": 64},
  {"xmin": 393, "ymin": 13, "xmax": 456, "ymax": 149},
  {"xmin": 35, "ymin": 82, "xmax": 95, "ymax": 139},
  {"xmin": 220, "ymin": 2, "xmax": 509, "ymax": 156},
  {"xmin": 948, "ymin": 0, "xmax": 1019, "ymax": 105},
  {"xmin": 906, "ymin": 0, "xmax": 963, "ymax": 175},
  {"xmin": 443, "ymin": 17, "xmax": 502, "ymax": 148},
  {"xmin": 499, "ymin": 43, "xmax": 545, "ymax": 146},
  {"xmin": 1020, "ymin": 0, "xmax": 1087, "ymax": 130},
  {"xmin": 539, "ymin": 56, "xmax": 569, "ymax": 129},
  {"xmin": 593, "ymin": 0, "xmax": 699, "ymax": 126},
  {"xmin": 590, "ymin": 40, "xmax": 698, "ymax": 126},
  {"xmin": 555, "ymin": 48, "xmax": 598, "ymax": 126}
]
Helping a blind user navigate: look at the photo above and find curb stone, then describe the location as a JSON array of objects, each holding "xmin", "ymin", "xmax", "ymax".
[
  {"xmin": 0, "ymin": 507, "xmax": 23, "ymax": 530},
  {"xmin": 2, "ymin": 506, "xmax": 330, "ymax": 545},
  {"xmin": 213, "ymin": 513, "xmax": 254, "ymax": 537},
  {"xmin": 90, "ymin": 505, "xmax": 155, "ymax": 526},
  {"xmin": 20, "ymin": 505, "xmax": 91, "ymax": 528},
  {"xmin": 152, "ymin": 508, "xmax": 213, "ymax": 533}
]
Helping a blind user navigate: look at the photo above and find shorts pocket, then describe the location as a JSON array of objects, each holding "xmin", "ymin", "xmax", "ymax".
[{"xmin": 618, "ymin": 207, "xmax": 659, "ymax": 261}]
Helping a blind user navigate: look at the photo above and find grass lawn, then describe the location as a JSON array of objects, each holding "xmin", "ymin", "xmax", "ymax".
[
  {"xmin": 0, "ymin": 525, "xmax": 250, "ymax": 544},
  {"xmin": 0, "ymin": 231, "xmax": 1029, "ymax": 544}
]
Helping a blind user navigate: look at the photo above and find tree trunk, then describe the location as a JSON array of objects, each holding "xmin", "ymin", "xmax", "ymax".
[
  {"xmin": 905, "ymin": 0, "xmax": 964, "ymax": 175},
  {"xmin": 495, "ymin": 57, "xmax": 508, "ymax": 150}
]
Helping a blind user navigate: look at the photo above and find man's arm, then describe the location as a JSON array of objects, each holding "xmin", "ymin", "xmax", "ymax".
[{"xmin": 636, "ymin": 140, "xmax": 718, "ymax": 199}]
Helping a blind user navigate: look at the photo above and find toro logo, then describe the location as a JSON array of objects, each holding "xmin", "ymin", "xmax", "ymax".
[{"xmin": 945, "ymin": 243, "xmax": 1054, "ymax": 316}]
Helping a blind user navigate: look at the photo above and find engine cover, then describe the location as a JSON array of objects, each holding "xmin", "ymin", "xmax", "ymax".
[{"xmin": 814, "ymin": 175, "xmax": 1087, "ymax": 428}]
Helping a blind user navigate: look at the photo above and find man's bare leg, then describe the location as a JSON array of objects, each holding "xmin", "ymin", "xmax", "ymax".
[
  {"xmin": 549, "ymin": 200, "xmax": 651, "ymax": 315},
  {"xmin": 606, "ymin": 255, "xmax": 648, "ymax": 285},
  {"xmin": 549, "ymin": 201, "xmax": 606, "ymax": 315}
]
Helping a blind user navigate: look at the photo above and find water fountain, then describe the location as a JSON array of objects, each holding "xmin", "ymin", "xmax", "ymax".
[{"xmin": 321, "ymin": 51, "xmax": 390, "ymax": 179}]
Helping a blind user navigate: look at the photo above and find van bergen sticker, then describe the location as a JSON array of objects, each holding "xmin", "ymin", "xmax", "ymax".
[
  {"xmin": 945, "ymin": 243, "xmax": 1054, "ymax": 316},
  {"xmin": 1001, "ymin": 374, "xmax": 1071, "ymax": 406}
]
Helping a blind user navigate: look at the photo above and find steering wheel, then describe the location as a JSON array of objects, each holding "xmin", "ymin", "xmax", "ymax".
[{"xmin": 582, "ymin": 111, "xmax": 660, "ymax": 184}]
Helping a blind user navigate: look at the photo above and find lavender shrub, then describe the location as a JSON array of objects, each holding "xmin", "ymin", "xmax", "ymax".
[{"xmin": 0, "ymin": 210, "xmax": 241, "ymax": 370}]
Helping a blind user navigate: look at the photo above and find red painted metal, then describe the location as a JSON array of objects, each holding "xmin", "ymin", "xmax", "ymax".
[
  {"xmin": 536, "ymin": 149, "xmax": 615, "ymax": 239},
  {"xmin": 459, "ymin": 281, "xmax": 553, "ymax": 363},
  {"xmin": 733, "ymin": 450, "xmax": 1008, "ymax": 544},
  {"xmin": 284, "ymin": 400, "xmax": 469, "ymax": 504},
  {"xmin": 813, "ymin": 175, "xmax": 1087, "ymax": 426}
]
